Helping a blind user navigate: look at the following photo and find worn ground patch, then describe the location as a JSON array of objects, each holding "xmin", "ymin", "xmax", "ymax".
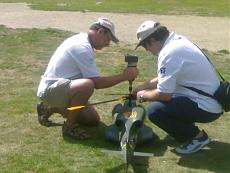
[{"xmin": 0, "ymin": 3, "xmax": 229, "ymax": 51}]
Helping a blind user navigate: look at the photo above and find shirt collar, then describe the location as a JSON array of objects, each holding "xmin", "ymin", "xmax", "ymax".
[{"xmin": 158, "ymin": 32, "xmax": 176, "ymax": 56}]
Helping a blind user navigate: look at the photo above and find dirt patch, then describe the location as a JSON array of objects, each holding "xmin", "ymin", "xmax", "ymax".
[{"xmin": 0, "ymin": 3, "xmax": 229, "ymax": 51}]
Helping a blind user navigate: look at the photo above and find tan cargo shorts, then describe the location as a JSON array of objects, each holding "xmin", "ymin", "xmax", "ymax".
[{"xmin": 41, "ymin": 79, "xmax": 71, "ymax": 109}]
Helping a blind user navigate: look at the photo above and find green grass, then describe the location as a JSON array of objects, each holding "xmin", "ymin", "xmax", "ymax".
[
  {"xmin": 0, "ymin": 0, "xmax": 229, "ymax": 17},
  {"xmin": 0, "ymin": 25, "xmax": 230, "ymax": 173}
]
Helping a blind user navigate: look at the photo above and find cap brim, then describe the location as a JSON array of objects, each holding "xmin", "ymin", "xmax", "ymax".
[
  {"xmin": 111, "ymin": 34, "xmax": 119, "ymax": 43},
  {"xmin": 135, "ymin": 41, "xmax": 142, "ymax": 50},
  {"xmin": 112, "ymin": 37, "xmax": 119, "ymax": 43}
]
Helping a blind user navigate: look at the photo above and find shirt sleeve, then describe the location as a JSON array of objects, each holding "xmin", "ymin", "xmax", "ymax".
[{"xmin": 157, "ymin": 54, "xmax": 183, "ymax": 93}]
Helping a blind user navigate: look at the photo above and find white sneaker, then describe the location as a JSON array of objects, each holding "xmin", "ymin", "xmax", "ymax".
[{"xmin": 175, "ymin": 130, "xmax": 211, "ymax": 154}]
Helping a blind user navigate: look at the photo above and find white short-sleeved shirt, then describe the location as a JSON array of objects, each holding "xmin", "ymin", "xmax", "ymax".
[
  {"xmin": 157, "ymin": 32, "xmax": 222, "ymax": 113},
  {"xmin": 37, "ymin": 33, "xmax": 100, "ymax": 97}
]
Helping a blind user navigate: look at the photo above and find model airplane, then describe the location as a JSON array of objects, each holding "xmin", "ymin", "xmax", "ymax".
[{"xmin": 102, "ymin": 55, "xmax": 155, "ymax": 172}]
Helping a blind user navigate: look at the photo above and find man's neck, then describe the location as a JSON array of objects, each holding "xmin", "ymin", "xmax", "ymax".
[
  {"xmin": 87, "ymin": 31, "xmax": 94, "ymax": 48},
  {"xmin": 157, "ymin": 35, "xmax": 169, "ymax": 55}
]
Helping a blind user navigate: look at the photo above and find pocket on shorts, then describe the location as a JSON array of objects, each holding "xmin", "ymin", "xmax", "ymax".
[{"xmin": 42, "ymin": 79, "xmax": 71, "ymax": 108}]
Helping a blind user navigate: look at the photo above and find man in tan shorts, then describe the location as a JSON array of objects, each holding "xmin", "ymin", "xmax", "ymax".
[{"xmin": 37, "ymin": 18, "xmax": 138, "ymax": 140}]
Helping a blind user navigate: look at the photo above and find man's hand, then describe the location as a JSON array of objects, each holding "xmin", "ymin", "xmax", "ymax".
[
  {"xmin": 123, "ymin": 67, "xmax": 139, "ymax": 81},
  {"xmin": 136, "ymin": 90, "xmax": 146, "ymax": 103}
]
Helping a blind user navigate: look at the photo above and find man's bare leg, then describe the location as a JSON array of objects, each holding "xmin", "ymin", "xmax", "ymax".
[
  {"xmin": 76, "ymin": 106, "xmax": 100, "ymax": 126},
  {"xmin": 66, "ymin": 79, "xmax": 95, "ymax": 128}
]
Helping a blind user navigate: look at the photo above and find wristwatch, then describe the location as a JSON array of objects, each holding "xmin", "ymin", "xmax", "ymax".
[{"xmin": 139, "ymin": 94, "xmax": 145, "ymax": 103}]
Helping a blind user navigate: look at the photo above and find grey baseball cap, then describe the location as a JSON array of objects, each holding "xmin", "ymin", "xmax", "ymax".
[
  {"xmin": 135, "ymin": 20, "xmax": 161, "ymax": 49},
  {"xmin": 94, "ymin": 17, "xmax": 119, "ymax": 43}
]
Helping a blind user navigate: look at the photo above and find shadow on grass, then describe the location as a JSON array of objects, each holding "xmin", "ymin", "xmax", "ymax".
[
  {"xmin": 175, "ymin": 141, "xmax": 230, "ymax": 173},
  {"xmin": 105, "ymin": 156, "xmax": 150, "ymax": 173},
  {"xmin": 103, "ymin": 140, "xmax": 158, "ymax": 173},
  {"xmin": 62, "ymin": 122, "xmax": 111, "ymax": 147},
  {"xmin": 104, "ymin": 134, "xmax": 177, "ymax": 173},
  {"xmin": 63, "ymin": 122, "xmax": 169, "ymax": 173},
  {"xmin": 104, "ymin": 139, "xmax": 159, "ymax": 173}
]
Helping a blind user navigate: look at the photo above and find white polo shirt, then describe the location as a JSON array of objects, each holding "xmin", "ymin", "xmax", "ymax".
[
  {"xmin": 37, "ymin": 33, "xmax": 100, "ymax": 97},
  {"xmin": 157, "ymin": 32, "xmax": 222, "ymax": 113}
]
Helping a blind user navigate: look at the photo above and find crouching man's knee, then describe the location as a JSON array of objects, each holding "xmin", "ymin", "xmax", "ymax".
[
  {"xmin": 147, "ymin": 101, "xmax": 166, "ymax": 123},
  {"xmin": 69, "ymin": 78, "xmax": 95, "ymax": 99}
]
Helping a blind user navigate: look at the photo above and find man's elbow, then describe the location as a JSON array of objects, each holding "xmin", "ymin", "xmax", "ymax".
[
  {"xmin": 94, "ymin": 84, "xmax": 100, "ymax": 89},
  {"xmin": 90, "ymin": 77, "xmax": 100, "ymax": 89},
  {"xmin": 164, "ymin": 95, "xmax": 172, "ymax": 101},
  {"xmin": 93, "ymin": 81, "xmax": 100, "ymax": 89},
  {"xmin": 159, "ymin": 92, "xmax": 173, "ymax": 101}
]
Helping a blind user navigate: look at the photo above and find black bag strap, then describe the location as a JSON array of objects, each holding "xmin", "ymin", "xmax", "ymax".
[
  {"xmin": 194, "ymin": 44, "xmax": 225, "ymax": 82},
  {"xmin": 181, "ymin": 42, "xmax": 224, "ymax": 98},
  {"xmin": 180, "ymin": 85, "xmax": 215, "ymax": 99}
]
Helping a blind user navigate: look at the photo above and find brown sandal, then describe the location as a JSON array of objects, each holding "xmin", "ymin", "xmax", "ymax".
[{"xmin": 37, "ymin": 102, "xmax": 53, "ymax": 127}]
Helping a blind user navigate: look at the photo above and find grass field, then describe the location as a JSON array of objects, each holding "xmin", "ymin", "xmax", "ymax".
[
  {"xmin": 0, "ymin": 24, "xmax": 230, "ymax": 173},
  {"xmin": 0, "ymin": 0, "xmax": 229, "ymax": 17},
  {"xmin": 0, "ymin": 0, "xmax": 230, "ymax": 173}
]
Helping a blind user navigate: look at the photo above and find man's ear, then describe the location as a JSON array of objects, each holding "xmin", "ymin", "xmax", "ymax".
[
  {"xmin": 97, "ymin": 28, "xmax": 105, "ymax": 35},
  {"xmin": 149, "ymin": 38, "xmax": 159, "ymax": 46},
  {"xmin": 149, "ymin": 38, "xmax": 156, "ymax": 43}
]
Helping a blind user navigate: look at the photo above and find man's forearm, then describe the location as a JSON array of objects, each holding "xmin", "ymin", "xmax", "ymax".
[
  {"xmin": 138, "ymin": 89, "xmax": 172, "ymax": 102},
  {"xmin": 135, "ymin": 77, "xmax": 158, "ymax": 91},
  {"xmin": 91, "ymin": 75, "xmax": 125, "ymax": 89}
]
